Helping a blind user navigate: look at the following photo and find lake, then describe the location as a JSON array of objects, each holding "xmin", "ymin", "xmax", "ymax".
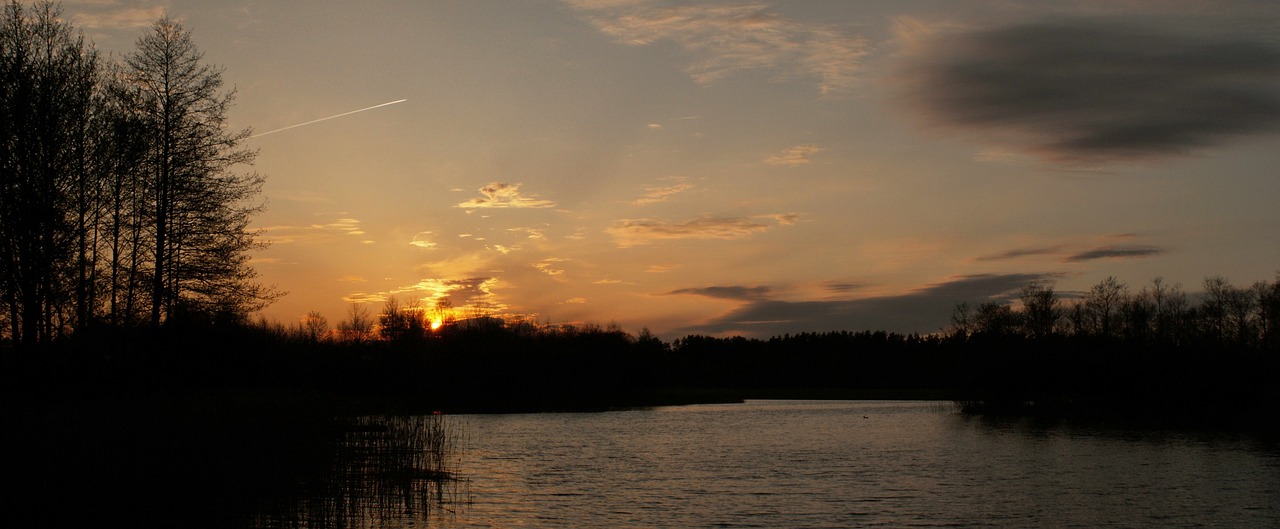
[{"xmin": 260, "ymin": 400, "xmax": 1280, "ymax": 528}]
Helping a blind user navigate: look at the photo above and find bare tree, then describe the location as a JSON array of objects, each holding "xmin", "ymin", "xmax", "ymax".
[
  {"xmin": 1083, "ymin": 276, "xmax": 1127, "ymax": 338},
  {"xmin": 949, "ymin": 301, "xmax": 973, "ymax": 339},
  {"xmin": 1254, "ymin": 275, "xmax": 1280, "ymax": 350},
  {"xmin": 1019, "ymin": 281, "xmax": 1060, "ymax": 339},
  {"xmin": 0, "ymin": 1, "xmax": 102, "ymax": 347},
  {"xmin": 303, "ymin": 310, "xmax": 328, "ymax": 343},
  {"xmin": 124, "ymin": 16, "xmax": 272, "ymax": 325},
  {"xmin": 1147, "ymin": 277, "xmax": 1187, "ymax": 344},
  {"xmin": 339, "ymin": 302, "xmax": 373, "ymax": 344},
  {"xmin": 973, "ymin": 301, "xmax": 1017, "ymax": 337},
  {"xmin": 1200, "ymin": 276, "xmax": 1232, "ymax": 343}
]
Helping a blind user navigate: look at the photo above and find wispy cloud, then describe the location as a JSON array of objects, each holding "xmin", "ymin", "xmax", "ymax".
[
  {"xmin": 456, "ymin": 182, "xmax": 556, "ymax": 209},
  {"xmin": 679, "ymin": 273, "xmax": 1057, "ymax": 337},
  {"xmin": 409, "ymin": 232, "xmax": 436, "ymax": 249},
  {"xmin": 607, "ymin": 214, "xmax": 791, "ymax": 247},
  {"xmin": 764, "ymin": 145, "xmax": 823, "ymax": 166},
  {"xmin": 1064, "ymin": 245, "xmax": 1166, "ymax": 262},
  {"xmin": 534, "ymin": 258, "xmax": 569, "ymax": 277},
  {"xmin": 761, "ymin": 213, "xmax": 799, "ymax": 225},
  {"xmin": 976, "ymin": 245, "xmax": 1064, "ymax": 262},
  {"xmin": 258, "ymin": 216, "xmax": 365, "ymax": 244},
  {"xmin": 632, "ymin": 176, "xmax": 695, "ymax": 205},
  {"xmin": 669, "ymin": 285, "xmax": 771, "ymax": 300},
  {"xmin": 894, "ymin": 16, "xmax": 1280, "ymax": 163},
  {"xmin": 566, "ymin": 1, "xmax": 870, "ymax": 95},
  {"xmin": 507, "ymin": 227, "xmax": 546, "ymax": 239},
  {"xmin": 342, "ymin": 292, "xmax": 387, "ymax": 304},
  {"xmin": 821, "ymin": 281, "xmax": 864, "ymax": 295},
  {"xmin": 645, "ymin": 264, "xmax": 680, "ymax": 273},
  {"xmin": 66, "ymin": 2, "xmax": 166, "ymax": 31}
]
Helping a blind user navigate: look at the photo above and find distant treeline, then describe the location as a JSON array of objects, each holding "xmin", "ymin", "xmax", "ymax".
[{"xmin": 7, "ymin": 273, "xmax": 1275, "ymax": 429}]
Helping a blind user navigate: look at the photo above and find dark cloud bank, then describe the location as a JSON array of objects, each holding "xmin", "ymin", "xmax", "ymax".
[
  {"xmin": 897, "ymin": 17, "xmax": 1280, "ymax": 163},
  {"xmin": 675, "ymin": 273, "xmax": 1055, "ymax": 337}
]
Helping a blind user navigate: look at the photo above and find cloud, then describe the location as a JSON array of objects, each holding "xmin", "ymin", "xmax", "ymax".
[
  {"xmin": 409, "ymin": 232, "xmax": 436, "ymax": 249},
  {"xmin": 567, "ymin": 1, "xmax": 871, "ymax": 95},
  {"xmin": 342, "ymin": 292, "xmax": 387, "ymax": 304},
  {"xmin": 821, "ymin": 281, "xmax": 864, "ymax": 295},
  {"xmin": 258, "ymin": 216, "xmax": 366, "ymax": 244},
  {"xmin": 632, "ymin": 176, "xmax": 695, "ymax": 205},
  {"xmin": 669, "ymin": 285, "xmax": 772, "ymax": 300},
  {"xmin": 894, "ymin": 16, "xmax": 1280, "ymax": 163},
  {"xmin": 976, "ymin": 246, "xmax": 1064, "ymax": 262},
  {"xmin": 761, "ymin": 213, "xmax": 798, "ymax": 225},
  {"xmin": 388, "ymin": 277, "xmax": 508, "ymax": 313},
  {"xmin": 534, "ymin": 258, "xmax": 569, "ymax": 277},
  {"xmin": 764, "ymin": 145, "xmax": 823, "ymax": 166},
  {"xmin": 679, "ymin": 273, "xmax": 1056, "ymax": 337},
  {"xmin": 607, "ymin": 214, "xmax": 789, "ymax": 247},
  {"xmin": 456, "ymin": 182, "xmax": 556, "ymax": 209},
  {"xmin": 563, "ymin": 297, "xmax": 588, "ymax": 304},
  {"xmin": 67, "ymin": 3, "xmax": 165, "ymax": 31},
  {"xmin": 507, "ymin": 227, "xmax": 546, "ymax": 239},
  {"xmin": 645, "ymin": 264, "xmax": 680, "ymax": 273},
  {"xmin": 1064, "ymin": 245, "xmax": 1166, "ymax": 262}
]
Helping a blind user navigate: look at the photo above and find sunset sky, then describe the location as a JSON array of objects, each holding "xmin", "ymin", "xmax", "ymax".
[{"xmin": 65, "ymin": 0, "xmax": 1280, "ymax": 338}]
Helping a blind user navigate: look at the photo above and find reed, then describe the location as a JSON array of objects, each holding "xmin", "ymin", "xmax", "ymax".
[{"xmin": 250, "ymin": 413, "xmax": 468, "ymax": 528}]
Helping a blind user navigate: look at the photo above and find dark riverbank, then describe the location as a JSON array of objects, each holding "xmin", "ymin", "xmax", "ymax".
[
  {"xmin": 4, "ymin": 318, "xmax": 1276, "ymax": 423},
  {"xmin": 4, "ymin": 318, "xmax": 1278, "ymax": 527}
]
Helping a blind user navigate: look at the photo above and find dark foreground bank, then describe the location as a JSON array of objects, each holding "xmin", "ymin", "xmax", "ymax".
[{"xmin": 3, "ymin": 319, "xmax": 1279, "ymax": 527}]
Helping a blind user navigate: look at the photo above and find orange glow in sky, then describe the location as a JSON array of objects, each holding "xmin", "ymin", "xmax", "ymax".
[{"xmin": 65, "ymin": 1, "xmax": 1280, "ymax": 339}]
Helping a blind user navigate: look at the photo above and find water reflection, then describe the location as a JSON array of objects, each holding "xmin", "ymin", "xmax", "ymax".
[{"xmin": 252, "ymin": 414, "xmax": 468, "ymax": 529}]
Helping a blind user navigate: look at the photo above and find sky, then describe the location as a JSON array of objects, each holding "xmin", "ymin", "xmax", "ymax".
[{"xmin": 63, "ymin": 0, "xmax": 1280, "ymax": 338}]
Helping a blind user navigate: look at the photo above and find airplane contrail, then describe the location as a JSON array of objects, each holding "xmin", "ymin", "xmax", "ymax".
[{"xmin": 251, "ymin": 99, "xmax": 407, "ymax": 138}]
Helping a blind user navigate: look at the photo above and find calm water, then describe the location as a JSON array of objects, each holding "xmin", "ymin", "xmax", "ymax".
[{"xmin": 267, "ymin": 400, "xmax": 1280, "ymax": 528}]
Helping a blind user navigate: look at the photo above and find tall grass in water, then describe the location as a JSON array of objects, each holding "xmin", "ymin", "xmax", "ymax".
[{"xmin": 253, "ymin": 413, "xmax": 467, "ymax": 529}]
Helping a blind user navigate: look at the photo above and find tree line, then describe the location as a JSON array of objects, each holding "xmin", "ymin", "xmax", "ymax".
[
  {"xmin": 240, "ymin": 273, "xmax": 1277, "ymax": 418},
  {"xmin": 949, "ymin": 275, "xmax": 1280, "ymax": 349},
  {"xmin": 0, "ymin": 2, "xmax": 271, "ymax": 350}
]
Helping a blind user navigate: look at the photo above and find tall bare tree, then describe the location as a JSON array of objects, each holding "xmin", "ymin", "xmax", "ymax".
[
  {"xmin": 0, "ymin": 1, "xmax": 101, "ymax": 347},
  {"xmin": 124, "ymin": 16, "xmax": 272, "ymax": 325}
]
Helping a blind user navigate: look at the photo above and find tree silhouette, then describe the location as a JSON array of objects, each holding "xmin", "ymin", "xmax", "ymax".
[
  {"xmin": 303, "ymin": 310, "xmax": 329, "ymax": 343},
  {"xmin": 1, "ymin": 8, "xmax": 275, "ymax": 348},
  {"xmin": 1083, "ymin": 276, "xmax": 1127, "ymax": 337},
  {"xmin": 0, "ymin": 1, "xmax": 101, "ymax": 347},
  {"xmin": 1019, "ymin": 281, "xmax": 1060, "ymax": 339},
  {"xmin": 124, "ymin": 16, "xmax": 272, "ymax": 325}
]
